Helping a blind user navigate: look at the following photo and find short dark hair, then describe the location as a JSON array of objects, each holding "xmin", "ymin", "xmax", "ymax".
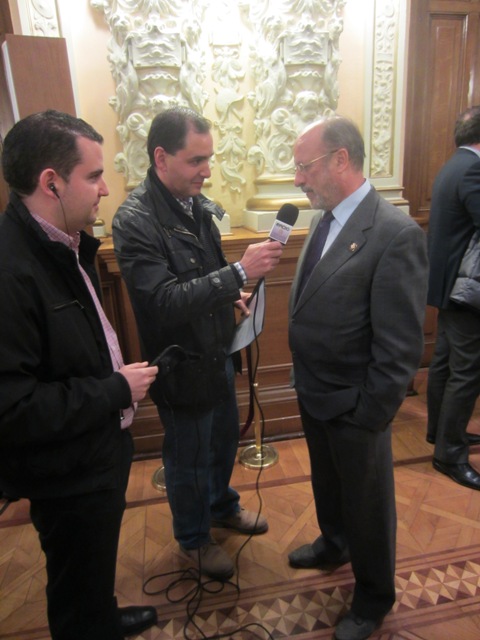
[
  {"xmin": 2, "ymin": 109, "xmax": 103, "ymax": 196},
  {"xmin": 321, "ymin": 116, "xmax": 365, "ymax": 171},
  {"xmin": 454, "ymin": 105, "xmax": 480, "ymax": 147},
  {"xmin": 147, "ymin": 106, "xmax": 211, "ymax": 165}
]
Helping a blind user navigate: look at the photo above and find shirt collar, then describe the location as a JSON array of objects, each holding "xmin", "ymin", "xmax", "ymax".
[
  {"xmin": 459, "ymin": 145, "xmax": 480, "ymax": 159},
  {"xmin": 30, "ymin": 211, "xmax": 81, "ymax": 253},
  {"xmin": 175, "ymin": 197, "xmax": 194, "ymax": 218},
  {"xmin": 332, "ymin": 179, "xmax": 371, "ymax": 226}
]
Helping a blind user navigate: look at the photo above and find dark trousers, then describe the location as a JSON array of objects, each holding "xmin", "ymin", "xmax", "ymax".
[
  {"xmin": 299, "ymin": 403, "xmax": 396, "ymax": 620},
  {"xmin": 159, "ymin": 357, "xmax": 240, "ymax": 549},
  {"xmin": 427, "ymin": 306, "xmax": 480, "ymax": 463},
  {"xmin": 29, "ymin": 433, "xmax": 133, "ymax": 640}
]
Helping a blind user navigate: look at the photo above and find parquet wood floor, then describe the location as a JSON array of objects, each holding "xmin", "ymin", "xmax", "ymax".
[{"xmin": 3, "ymin": 370, "xmax": 480, "ymax": 639}]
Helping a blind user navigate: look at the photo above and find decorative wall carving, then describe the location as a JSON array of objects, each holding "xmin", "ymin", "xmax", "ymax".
[
  {"xmin": 15, "ymin": 1, "xmax": 409, "ymax": 223},
  {"xmin": 210, "ymin": 2, "xmax": 247, "ymax": 195},
  {"xmin": 245, "ymin": 0, "xmax": 346, "ymax": 178},
  {"xmin": 91, "ymin": 0, "xmax": 210, "ymax": 188},
  {"xmin": 19, "ymin": 0, "xmax": 60, "ymax": 37},
  {"xmin": 370, "ymin": 0, "xmax": 399, "ymax": 179},
  {"xmin": 91, "ymin": 0, "xmax": 346, "ymax": 193}
]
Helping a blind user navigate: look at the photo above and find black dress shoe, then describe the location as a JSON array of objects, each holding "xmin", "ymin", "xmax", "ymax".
[
  {"xmin": 118, "ymin": 605, "xmax": 157, "ymax": 637},
  {"xmin": 334, "ymin": 611, "xmax": 382, "ymax": 640},
  {"xmin": 432, "ymin": 458, "xmax": 480, "ymax": 490},
  {"xmin": 427, "ymin": 433, "xmax": 480, "ymax": 445},
  {"xmin": 288, "ymin": 536, "xmax": 350, "ymax": 569}
]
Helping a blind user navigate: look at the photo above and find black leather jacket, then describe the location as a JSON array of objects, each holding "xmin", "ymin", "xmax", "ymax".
[
  {"xmin": 112, "ymin": 169, "xmax": 242, "ymax": 407},
  {"xmin": 0, "ymin": 194, "xmax": 133, "ymax": 499}
]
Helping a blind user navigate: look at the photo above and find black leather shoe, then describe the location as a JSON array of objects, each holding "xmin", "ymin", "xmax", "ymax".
[
  {"xmin": 427, "ymin": 433, "xmax": 480, "ymax": 445},
  {"xmin": 433, "ymin": 458, "xmax": 480, "ymax": 490},
  {"xmin": 334, "ymin": 611, "xmax": 381, "ymax": 640},
  {"xmin": 288, "ymin": 536, "xmax": 350, "ymax": 569},
  {"xmin": 119, "ymin": 606, "xmax": 158, "ymax": 637}
]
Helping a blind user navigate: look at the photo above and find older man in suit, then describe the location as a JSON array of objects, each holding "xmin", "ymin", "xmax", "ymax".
[
  {"xmin": 427, "ymin": 105, "xmax": 480, "ymax": 489},
  {"xmin": 287, "ymin": 116, "xmax": 428, "ymax": 640}
]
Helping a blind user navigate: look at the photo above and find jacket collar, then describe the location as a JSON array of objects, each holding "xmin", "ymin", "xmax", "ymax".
[
  {"xmin": 145, "ymin": 166, "xmax": 225, "ymax": 227},
  {"xmin": 292, "ymin": 187, "xmax": 378, "ymax": 312},
  {"xmin": 6, "ymin": 191, "xmax": 100, "ymax": 265},
  {"xmin": 144, "ymin": 167, "xmax": 203, "ymax": 236}
]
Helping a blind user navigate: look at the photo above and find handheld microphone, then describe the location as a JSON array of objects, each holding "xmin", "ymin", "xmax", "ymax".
[{"xmin": 268, "ymin": 203, "xmax": 299, "ymax": 244}]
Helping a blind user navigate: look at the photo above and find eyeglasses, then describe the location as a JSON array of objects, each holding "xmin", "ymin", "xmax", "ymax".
[{"xmin": 294, "ymin": 149, "xmax": 339, "ymax": 174}]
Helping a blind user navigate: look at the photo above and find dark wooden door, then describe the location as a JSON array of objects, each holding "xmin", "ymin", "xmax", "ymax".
[
  {"xmin": 403, "ymin": 0, "xmax": 480, "ymax": 367},
  {"xmin": 0, "ymin": 1, "xmax": 13, "ymax": 211},
  {"xmin": 404, "ymin": 0, "xmax": 480, "ymax": 228}
]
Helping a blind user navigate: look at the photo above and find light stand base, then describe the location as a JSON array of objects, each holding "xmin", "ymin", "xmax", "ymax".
[
  {"xmin": 152, "ymin": 465, "xmax": 166, "ymax": 492},
  {"xmin": 239, "ymin": 443, "xmax": 279, "ymax": 469}
]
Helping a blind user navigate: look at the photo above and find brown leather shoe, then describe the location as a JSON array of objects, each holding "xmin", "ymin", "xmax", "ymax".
[
  {"xmin": 180, "ymin": 537, "xmax": 234, "ymax": 580},
  {"xmin": 211, "ymin": 507, "xmax": 268, "ymax": 534}
]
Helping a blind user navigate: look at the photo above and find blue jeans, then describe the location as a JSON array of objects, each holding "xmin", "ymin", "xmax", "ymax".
[{"xmin": 158, "ymin": 357, "xmax": 240, "ymax": 549}]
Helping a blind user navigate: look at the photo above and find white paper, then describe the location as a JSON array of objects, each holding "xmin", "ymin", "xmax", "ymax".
[{"xmin": 227, "ymin": 279, "xmax": 266, "ymax": 354}]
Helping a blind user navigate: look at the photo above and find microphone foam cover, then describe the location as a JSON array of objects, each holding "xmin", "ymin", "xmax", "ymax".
[{"xmin": 277, "ymin": 203, "xmax": 299, "ymax": 227}]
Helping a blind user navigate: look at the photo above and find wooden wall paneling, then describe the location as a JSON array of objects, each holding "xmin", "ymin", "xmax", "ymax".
[
  {"xmin": 1, "ymin": 33, "xmax": 77, "ymax": 210},
  {"xmin": 1, "ymin": 34, "xmax": 76, "ymax": 119},
  {"xmin": 425, "ymin": 13, "xmax": 469, "ymax": 199},
  {"xmin": 0, "ymin": 0, "xmax": 13, "ymax": 35},
  {"xmin": 0, "ymin": 0, "xmax": 14, "ymax": 211},
  {"xmin": 404, "ymin": 0, "xmax": 431, "ymax": 226},
  {"xmin": 470, "ymin": 13, "xmax": 480, "ymax": 105},
  {"xmin": 0, "ymin": 47, "xmax": 13, "ymax": 211}
]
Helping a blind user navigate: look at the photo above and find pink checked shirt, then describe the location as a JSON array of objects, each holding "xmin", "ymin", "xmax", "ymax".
[{"xmin": 31, "ymin": 213, "xmax": 135, "ymax": 428}]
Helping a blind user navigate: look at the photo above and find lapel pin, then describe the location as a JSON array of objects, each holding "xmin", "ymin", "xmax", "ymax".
[{"xmin": 349, "ymin": 242, "xmax": 358, "ymax": 252}]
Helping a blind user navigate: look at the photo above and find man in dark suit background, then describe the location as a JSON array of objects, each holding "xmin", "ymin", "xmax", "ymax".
[
  {"xmin": 427, "ymin": 105, "xmax": 480, "ymax": 489},
  {"xmin": 287, "ymin": 116, "xmax": 428, "ymax": 640}
]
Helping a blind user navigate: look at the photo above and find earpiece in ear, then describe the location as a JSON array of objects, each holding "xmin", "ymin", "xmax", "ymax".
[{"xmin": 49, "ymin": 184, "xmax": 59, "ymax": 198}]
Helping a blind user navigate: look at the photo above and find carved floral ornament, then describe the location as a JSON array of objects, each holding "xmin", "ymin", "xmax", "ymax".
[
  {"xmin": 91, "ymin": 0, "xmax": 346, "ymax": 191},
  {"xmin": 21, "ymin": 0, "xmax": 60, "ymax": 37}
]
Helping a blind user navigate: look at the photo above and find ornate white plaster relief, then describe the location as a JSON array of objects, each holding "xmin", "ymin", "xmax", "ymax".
[
  {"xmin": 370, "ymin": 0, "xmax": 397, "ymax": 179},
  {"xmin": 245, "ymin": 0, "xmax": 346, "ymax": 179},
  {"xmin": 19, "ymin": 0, "xmax": 60, "ymax": 37},
  {"xmin": 366, "ymin": 0, "xmax": 407, "ymax": 206},
  {"xmin": 91, "ymin": 0, "xmax": 346, "ymax": 195}
]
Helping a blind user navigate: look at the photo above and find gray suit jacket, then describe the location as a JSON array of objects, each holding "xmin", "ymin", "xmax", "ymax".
[{"xmin": 289, "ymin": 187, "xmax": 428, "ymax": 431}]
